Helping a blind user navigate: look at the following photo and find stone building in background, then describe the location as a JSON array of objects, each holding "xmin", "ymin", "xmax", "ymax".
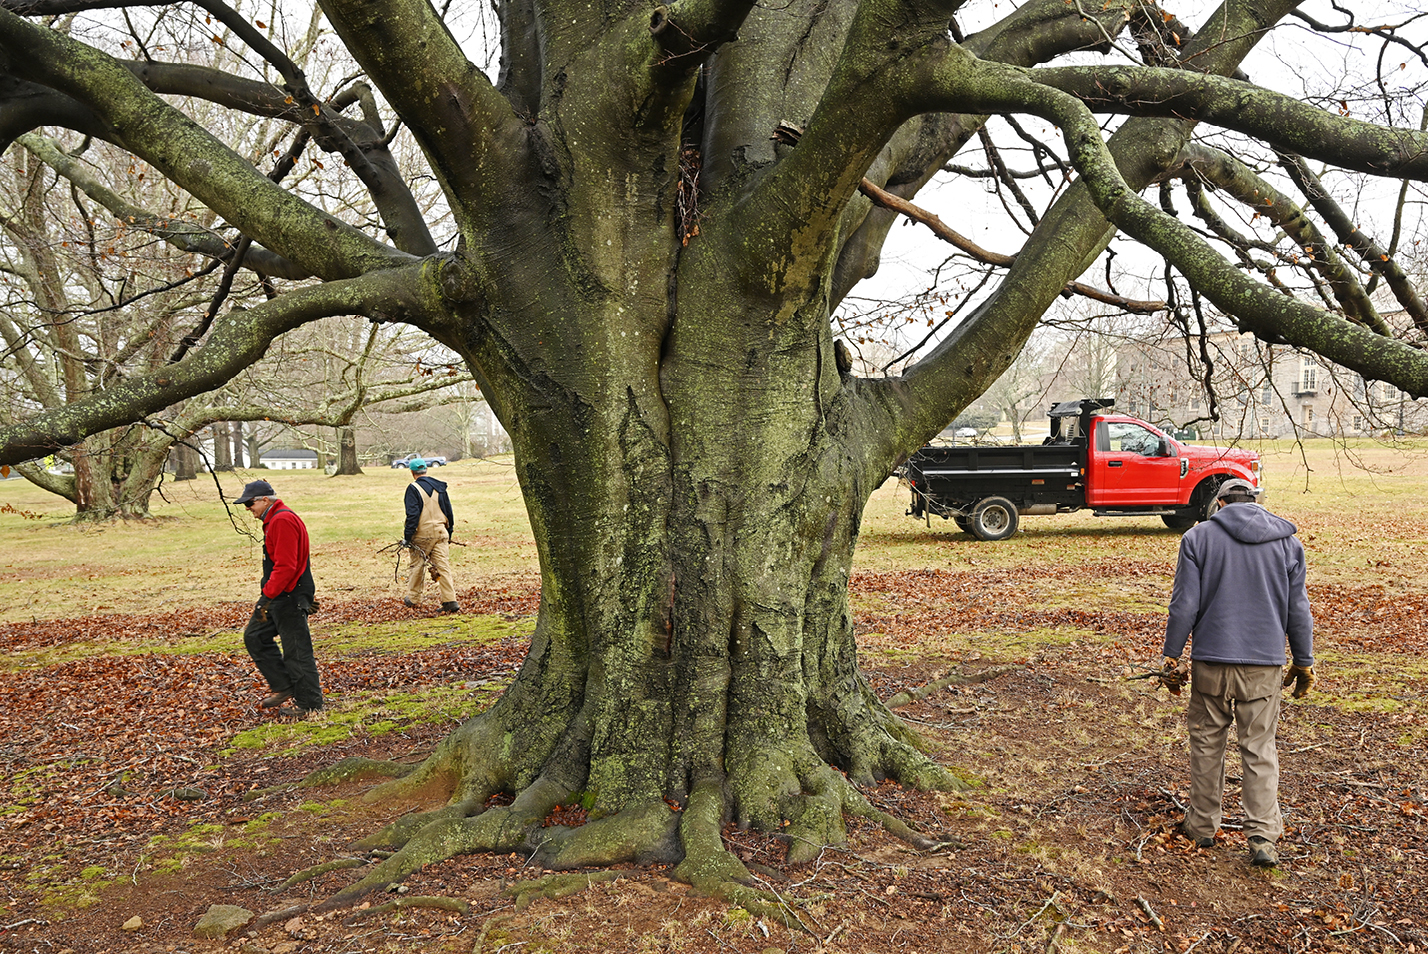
[{"xmin": 1115, "ymin": 326, "xmax": 1425, "ymax": 440}]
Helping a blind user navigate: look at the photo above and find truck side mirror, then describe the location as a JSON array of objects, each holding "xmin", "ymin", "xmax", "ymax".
[{"xmin": 1156, "ymin": 439, "xmax": 1170, "ymax": 457}]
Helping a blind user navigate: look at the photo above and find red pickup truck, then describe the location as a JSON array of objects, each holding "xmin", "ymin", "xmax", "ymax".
[{"xmin": 905, "ymin": 399, "xmax": 1262, "ymax": 540}]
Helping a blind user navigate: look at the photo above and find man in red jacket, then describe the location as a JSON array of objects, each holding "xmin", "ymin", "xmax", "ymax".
[{"xmin": 235, "ymin": 479, "xmax": 323, "ymax": 716}]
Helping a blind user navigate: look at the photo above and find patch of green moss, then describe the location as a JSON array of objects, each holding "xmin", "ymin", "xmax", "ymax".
[
  {"xmin": 0, "ymin": 612, "xmax": 532, "ymax": 671},
  {"xmin": 27, "ymin": 861, "xmax": 108, "ymax": 910},
  {"xmin": 322, "ymin": 613, "xmax": 534, "ymax": 653},
  {"xmin": 224, "ymin": 682, "xmax": 505, "ymax": 756},
  {"xmin": 0, "ymin": 632, "xmax": 245, "ymax": 670},
  {"xmin": 296, "ymin": 798, "xmax": 349, "ymax": 817}
]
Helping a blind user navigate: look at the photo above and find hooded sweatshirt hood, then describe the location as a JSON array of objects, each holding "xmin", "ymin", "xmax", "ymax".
[{"xmin": 1209, "ymin": 502, "xmax": 1297, "ymax": 544}]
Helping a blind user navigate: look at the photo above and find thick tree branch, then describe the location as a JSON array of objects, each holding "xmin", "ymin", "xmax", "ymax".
[
  {"xmin": 1276, "ymin": 152, "xmax": 1428, "ymax": 335},
  {"xmin": 648, "ymin": 0, "xmax": 757, "ymax": 66},
  {"xmin": 318, "ymin": 0, "xmax": 522, "ymax": 229},
  {"xmin": 1002, "ymin": 79, "xmax": 1428, "ymax": 396},
  {"xmin": 0, "ymin": 265, "xmax": 434, "ymax": 465},
  {"xmin": 0, "ymin": 9, "xmax": 412, "ymax": 280},
  {"xmin": 872, "ymin": 0, "xmax": 1300, "ymax": 458},
  {"xmin": 734, "ymin": 0, "xmax": 961, "ymax": 297},
  {"xmin": 828, "ymin": 0, "xmax": 1135, "ymax": 308},
  {"xmin": 0, "ymin": 76, "xmax": 113, "ymax": 151},
  {"xmin": 1029, "ymin": 65, "xmax": 1428, "ymax": 181},
  {"xmin": 1162, "ymin": 143, "xmax": 1391, "ymax": 336},
  {"xmin": 126, "ymin": 63, "xmax": 436, "ymax": 256}
]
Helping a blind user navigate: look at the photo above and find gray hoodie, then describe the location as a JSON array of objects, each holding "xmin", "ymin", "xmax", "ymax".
[{"xmin": 1163, "ymin": 502, "xmax": 1314, "ymax": 667}]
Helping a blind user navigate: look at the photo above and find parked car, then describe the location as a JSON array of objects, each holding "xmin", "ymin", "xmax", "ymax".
[
  {"xmin": 390, "ymin": 454, "xmax": 448, "ymax": 469},
  {"xmin": 905, "ymin": 398, "xmax": 1261, "ymax": 540}
]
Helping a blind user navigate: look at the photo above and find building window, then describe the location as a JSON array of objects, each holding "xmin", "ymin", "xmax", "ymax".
[
  {"xmin": 1300, "ymin": 355, "xmax": 1317, "ymax": 392},
  {"xmin": 1353, "ymin": 415, "xmax": 1364, "ymax": 430},
  {"xmin": 1382, "ymin": 382, "xmax": 1399, "ymax": 400},
  {"xmin": 1261, "ymin": 384, "xmax": 1272, "ymax": 406},
  {"xmin": 1303, "ymin": 405, "xmax": 1315, "ymax": 425},
  {"xmin": 1260, "ymin": 417, "xmax": 1271, "ymax": 433}
]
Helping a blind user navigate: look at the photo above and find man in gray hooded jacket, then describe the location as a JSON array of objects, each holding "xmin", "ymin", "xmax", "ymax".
[{"xmin": 1162, "ymin": 478, "xmax": 1315, "ymax": 868}]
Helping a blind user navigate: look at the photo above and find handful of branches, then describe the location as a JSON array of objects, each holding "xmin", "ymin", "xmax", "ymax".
[{"xmin": 1126, "ymin": 661, "xmax": 1188, "ymax": 695}]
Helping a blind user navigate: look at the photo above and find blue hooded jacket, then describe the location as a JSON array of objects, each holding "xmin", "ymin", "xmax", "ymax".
[{"xmin": 1164, "ymin": 502, "xmax": 1314, "ymax": 667}]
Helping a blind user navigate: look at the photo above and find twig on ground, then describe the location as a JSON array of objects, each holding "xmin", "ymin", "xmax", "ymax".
[
  {"xmin": 1184, "ymin": 931, "xmax": 1214, "ymax": 953},
  {"xmin": 1137, "ymin": 895, "xmax": 1164, "ymax": 931}
]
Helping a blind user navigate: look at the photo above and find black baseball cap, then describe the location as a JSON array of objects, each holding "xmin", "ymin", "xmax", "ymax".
[{"xmin": 234, "ymin": 479, "xmax": 275, "ymax": 504}]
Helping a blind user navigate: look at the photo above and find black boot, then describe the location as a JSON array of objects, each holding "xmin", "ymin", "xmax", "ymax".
[{"xmin": 440, "ymin": 601, "xmax": 461, "ymax": 613}]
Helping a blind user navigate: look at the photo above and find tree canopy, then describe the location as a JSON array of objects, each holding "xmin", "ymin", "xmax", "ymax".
[{"xmin": 4, "ymin": 0, "xmax": 1428, "ymax": 912}]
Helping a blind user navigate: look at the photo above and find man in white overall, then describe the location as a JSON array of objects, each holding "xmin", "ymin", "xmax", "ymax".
[{"xmin": 402, "ymin": 458, "xmax": 460, "ymax": 613}]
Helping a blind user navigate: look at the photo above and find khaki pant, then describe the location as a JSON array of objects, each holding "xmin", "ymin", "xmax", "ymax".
[
  {"xmin": 1184, "ymin": 662, "xmax": 1283, "ymax": 843},
  {"xmin": 405, "ymin": 530, "xmax": 456, "ymax": 604}
]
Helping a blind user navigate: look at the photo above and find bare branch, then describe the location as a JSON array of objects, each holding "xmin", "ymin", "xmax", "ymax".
[
  {"xmin": 18, "ymin": 131, "xmax": 308, "ymax": 279},
  {"xmin": 1162, "ymin": 143, "xmax": 1392, "ymax": 336},
  {"xmin": 0, "ymin": 9, "xmax": 414, "ymax": 279},
  {"xmin": 857, "ymin": 177, "xmax": 1164, "ymax": 314},
  {"xmin": 0, "ymin": 265, "xmax": 433, "ymax": 464},
  {"xmin": 1276, "ymin": 152, "xmax": 1428, "ymax": 335}
]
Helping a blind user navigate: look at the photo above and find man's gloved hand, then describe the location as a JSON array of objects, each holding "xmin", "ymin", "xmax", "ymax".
[
  {"xmin": 1283, "ymin": 663, "xmax": 1316, "ymax": 698},
  {"xmin": 255, "ymin": 595, "xmax": 271, "ymax": 621},
  {"xmin": 1157, "ymin": 656, "xmax": 1189, "ymax": 695}
]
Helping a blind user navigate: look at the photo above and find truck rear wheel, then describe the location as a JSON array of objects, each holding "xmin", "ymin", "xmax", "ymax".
[{"xmin": 970, "ymin": 497, "xmax": 1019, "ymax": 541}]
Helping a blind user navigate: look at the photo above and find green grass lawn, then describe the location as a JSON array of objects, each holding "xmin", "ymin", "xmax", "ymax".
[{"xmin": 3, "ymin": 438, "xmax": 1428, "ymax": 622}]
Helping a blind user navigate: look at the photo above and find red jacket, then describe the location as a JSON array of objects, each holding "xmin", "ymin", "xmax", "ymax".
[{"xmin": 261, "ymin": 500, "xmax": 311, "ymax": 598}]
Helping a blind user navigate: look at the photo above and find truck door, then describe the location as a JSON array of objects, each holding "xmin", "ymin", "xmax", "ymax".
[{"xmin": 1088, "ymin": 420, "xmax": 1184, "ymax": 506}]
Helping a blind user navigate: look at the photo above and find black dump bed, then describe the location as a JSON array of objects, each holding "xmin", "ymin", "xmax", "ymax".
[
  {"xmin": 905, "ymin": 443, "xmax": 1083, "ymax": 517},
  {"xmin": 904, "ymin": 398, "xmax": 1110, "ymax": 519}
]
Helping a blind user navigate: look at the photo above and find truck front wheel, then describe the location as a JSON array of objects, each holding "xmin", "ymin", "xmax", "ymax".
[
  {"xmin": 971, "ymin": 497, "xmax": 1019, "ymax": 541},
  {"xmin": 1161, "ymin": 512, "xmax": 1197, "ymax": 531}
]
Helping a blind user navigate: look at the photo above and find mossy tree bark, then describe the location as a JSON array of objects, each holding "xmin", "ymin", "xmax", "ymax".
[{"xmin": 5, "ymin": 0, "xmax": 1428, "ymax": 904}]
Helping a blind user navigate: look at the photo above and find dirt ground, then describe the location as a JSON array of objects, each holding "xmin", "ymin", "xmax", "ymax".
[{"xmin": 2, "ymin": 562, "xmax": 1425, "ymax": 954}]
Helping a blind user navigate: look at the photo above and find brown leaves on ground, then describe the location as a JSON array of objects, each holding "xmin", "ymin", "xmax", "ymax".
[{"xmin": 2, "ymin": 567, "xmax": 1426, "ymax": 954}]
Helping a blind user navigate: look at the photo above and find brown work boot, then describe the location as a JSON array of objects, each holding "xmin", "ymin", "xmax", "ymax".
[
  {"xmin": 1248, "ymin": 836, "xmax": 1278, "ymax": 868},
  {"xmin": 260, "ymin": 690, "xmax": 293, "ymax": 708},
  {"xmin": 1178, "ymin": 822, "xmax": 1214, "ymax": 849},
  {"xmin": 402, "ymin": 598, "xmax": 417, "ymax": 608}
]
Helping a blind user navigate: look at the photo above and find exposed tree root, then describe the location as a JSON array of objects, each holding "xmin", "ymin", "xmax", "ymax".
[
  {"xmin": 278, "ymin": 857, "xmax": 368, "ymax": 890},
  {"xmin": 245, "ymin": 903, "xmax": 311, "ymax": 934},
  {"xmin": 885, "ymin": 665, "xmax": 1019, "ymax": 709},
  {"xmin": 249, "ymin": 756, "xmax": 417, "ymax": 802},
  {"xmin": 504, "ymin": 869, "xmax": 634, "ymax": 911},
  {"xmin": 344, "ymin": 895, "xmax": 471, "ymax": 921},
  {"xmin": 674, "ymin": 783, "xmax": 811, "ymax": 930},
  {"xmin": 290, "ymin": 667, "xmax": 976, "ymax": 918},
  {"xmin": 302, "ymin": 756, "xmax": 417, "ymax": 787}
]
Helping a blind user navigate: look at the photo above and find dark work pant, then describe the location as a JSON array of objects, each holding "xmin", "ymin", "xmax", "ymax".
[{"xmin": 243, "ymin": 591, "xmax": 323, "ymax": 710}]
